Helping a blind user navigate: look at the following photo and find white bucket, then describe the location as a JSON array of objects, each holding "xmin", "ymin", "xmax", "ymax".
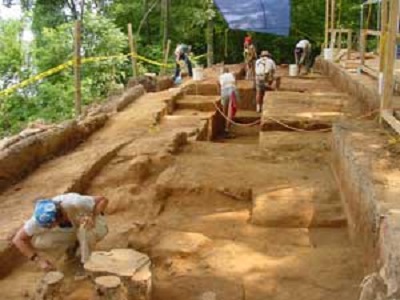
[
  {"xmin": 324, "ymin": 48, "xmax": 333, "ymax": 61},
  {"xmin": 193, "ymin": 67, "xmax": 204, "ymax": 81},
  {"xmin": 289, "ymin": 64, "xmax": 298, "ymax": 77}
]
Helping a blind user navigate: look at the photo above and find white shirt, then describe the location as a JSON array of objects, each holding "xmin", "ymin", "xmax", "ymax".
[
  {"xmin": 24, "ymin": 193, "xmax": 95, "ymax": 236},
  {"xmin": 219, "ymin": 72, "xmax": 236, "ymax": 90},
  {"xmin": 256, "ymin": 57, "xmax": 276, "ymax": 76},
  {"xmin": 296, "ymin": 40, "xmax": 310, "ymax": 49}
]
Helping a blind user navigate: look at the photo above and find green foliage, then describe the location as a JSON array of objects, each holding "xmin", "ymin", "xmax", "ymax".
[
  {"xmin": 0, "ymin": 0, "xmax": 363, "ymax": 138},
  {"xmin": 0, "ymin": 20, "xmax": 24, "ymax": 89}
]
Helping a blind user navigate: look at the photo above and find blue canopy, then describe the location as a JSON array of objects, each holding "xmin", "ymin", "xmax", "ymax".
[{"xmin": 214, "ymin": 0, "xmax": 291, "ymax": 36}]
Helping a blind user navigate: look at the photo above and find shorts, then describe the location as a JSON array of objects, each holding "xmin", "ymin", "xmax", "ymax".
[{"xmin": 256, "ymin": 79, "xmax": 266, "ymax": 92}]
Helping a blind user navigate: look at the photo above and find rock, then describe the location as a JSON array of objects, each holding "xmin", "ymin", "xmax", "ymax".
[
  {"xmin": 152, "ymin": 231, "xmax": 211, "ymax": 257},
  {"xmin": 94, "ymin": 276, "xmax": 128, "ymax": 300},
  {"xmin": 85, "ymin": 249, "xmax": 152, "ymax": 300},
  {"xmin": 33, "ymin": 271, "xmax": 64, "ymax": 300}
]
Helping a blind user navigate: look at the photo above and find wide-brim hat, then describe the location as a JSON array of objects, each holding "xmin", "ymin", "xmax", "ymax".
[{"xmin": 260, "ymin": 50, "xmax": 270, "ymax": 57}]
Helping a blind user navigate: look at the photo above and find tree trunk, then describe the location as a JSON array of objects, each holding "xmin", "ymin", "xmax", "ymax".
[
  {"xmin": 207, "ymin": 0, "xmax": 214, "ymax": 67},
  {"xmin": 162, "ymin": 0, "xmax": 170, "ymax": 51},
  {"xmin": 143, "ymin": 0, "xmax": 151, "ymax": 43}
]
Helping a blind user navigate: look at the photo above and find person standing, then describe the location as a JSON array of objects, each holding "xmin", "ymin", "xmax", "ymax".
[
  {"xmin": 219, "ymin": 67, "xmax": 239, "ymax": 136},
  {"xmin": 243, "ymin": 35, "xmax": 257, "ymax": 80},
  {"xmin": 255, "ymin": 50, "xmax": 276, "ymax": 113},
  {"xmin": 294, "ymin": 39, "xmax": 312, "ymax": 75}
]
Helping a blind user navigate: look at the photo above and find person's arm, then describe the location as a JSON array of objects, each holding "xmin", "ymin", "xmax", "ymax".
[
  {"xmin": 12, "ymin": 227, "xmax": 55, "ymax": 271},
  {"xmin": 93, "ymin": 196, "xmax": 108, "ymax": 216}
]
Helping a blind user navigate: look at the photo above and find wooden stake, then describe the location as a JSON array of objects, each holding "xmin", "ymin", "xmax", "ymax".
[
  {"xmin": 74, "ymin": 20, "xmax": 82, "ymax": 117},
  {"xmin": 360, "ymin": 29, "xmax": 366, "ymax": 66},
  {"xmin": 338, "ymin": 28, "xmax": 343, "ymax": 52},
  {"xmin": 347, "ymin": 30, "xmax": 352, "ymax": 60},
  {"xmin": 380, "ymin": 0, "xmax": 399, "ymax": 117},
  {"xmin": 325, "ymin": 0, "xmax": 330, "ymax": 48},
  {"xmin": 128, "ymin": 23, "xmax": 138, "ymax": 78},
  {"xmin": 379, "ymin": 0, "xmax": 388, "ymax": 73},
  {"xmin": 161, "ymin": 39, "xmax": 171, "ymax": 76}
]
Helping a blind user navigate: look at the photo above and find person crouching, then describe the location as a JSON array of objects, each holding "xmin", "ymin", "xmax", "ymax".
[
  {"xmin": 12, "ymin": 193, "xmax": 108, "ymax": 271},
  {"xmin": 219, "ymin": 67, "xmax": 239, "ymax": 137}
]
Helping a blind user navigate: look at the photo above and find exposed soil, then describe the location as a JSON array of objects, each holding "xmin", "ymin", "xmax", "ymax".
[{"xmin": 0, "ymin": 68, "xmax": 364, "ymax": 300}]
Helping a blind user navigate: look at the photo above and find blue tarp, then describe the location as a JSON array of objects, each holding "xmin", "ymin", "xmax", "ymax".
[{"xmin": 214, "ymin": 0, "xmax": 291, "ymax": 36}]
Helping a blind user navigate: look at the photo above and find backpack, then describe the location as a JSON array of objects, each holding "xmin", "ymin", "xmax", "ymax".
[{"xmin": 255, "ymin": 58, "xmax": 267, "ymax": 76}]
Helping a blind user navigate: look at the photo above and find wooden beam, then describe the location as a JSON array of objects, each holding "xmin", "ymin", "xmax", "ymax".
[
  {"xmin": 380, "ymin": 0, "xmax": 388, "ymax": 72},
  {"xmin": 328, "ymin": 28, "xmax": 350, "ymax": 33},
  {"xmin": 380, "ymin": 0, "xmax": 399, "ymax": 118},
  {"xmin": 361, "ymin": 65, "xmax": 379, "ymax": 78},
  {"xmin": 381, "ymin": 109, "xmax": 400, "ymax": 134},
  {"xmin": 365, "ymin": 29, "xmax": 381, "ymax": 37},
  {"xmin": 325, "ymin": 0, "xmax": 330, "ymax": 47},
  {"xmin": 338, "ymin": 28, "xmax": 343, "ymax": 52},
  {"xmin": 347, "ymin": 30, "xmax": 353, "ymax": 60},
  {"xmin": 360, "ymin": 29, "xmax": 367, "ymax": 66}
]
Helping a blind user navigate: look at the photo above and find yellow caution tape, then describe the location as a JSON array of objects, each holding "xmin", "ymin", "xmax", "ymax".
[{"xmin": 0, "ymin": 52, "xmax": 207, "ymax": 98}]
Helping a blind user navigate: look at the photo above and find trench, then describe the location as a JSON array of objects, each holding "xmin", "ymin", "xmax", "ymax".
[{"xmin": 0, "ymin": 66, "xmax": 364, "ymax": 299}]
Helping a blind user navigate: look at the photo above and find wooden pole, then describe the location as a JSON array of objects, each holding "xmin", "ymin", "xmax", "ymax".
[
  {"xmin": 380, "ymin": 0, "xmax": 388, "ymax": 73},
  {"xmin": 347, "ymin": 30, "xmax": 352, "ymax": 60},
  {"xmin": 331, "ymin": 0, "xmax": 336, "ymax": 33},
  {"xmin": 74, "ymin": 20, "xmax": 82, "ymax": 117},
  {"xmin": 325, "ymin": 0, "xmax": 330, "ymax": 48},
  {"xmin": 128, "ymin": 23, "xmax": 138, "ymax": 78},
  {"xmin": 360, "ymin": 29, "xmax": 366, "ymax": 66},
  {"xmin": 381, "ymin": 0, "xmax": 399, "ymax": 117},
  {"xmin": 162, "ymin": 39, "xmax": 171, "ymax": 75},
  {"xmin": 338, "ymin": 28, "xmax": 343, "ymax": 52}
]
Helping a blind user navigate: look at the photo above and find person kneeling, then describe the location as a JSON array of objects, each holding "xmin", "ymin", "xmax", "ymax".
[{"xmin": 12, "ymin": 193, "xmax": 109, "ymax": 271}]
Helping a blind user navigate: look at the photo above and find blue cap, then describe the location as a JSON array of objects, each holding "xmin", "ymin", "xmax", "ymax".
[{"xmin": 34, "ymin": 199, "xmax": 58, "ymax": 227}]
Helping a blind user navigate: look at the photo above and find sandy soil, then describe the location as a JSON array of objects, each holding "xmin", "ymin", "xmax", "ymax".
[{"xmin": 0, "ymin": 68, "xmax": 364, "ymax": 300}]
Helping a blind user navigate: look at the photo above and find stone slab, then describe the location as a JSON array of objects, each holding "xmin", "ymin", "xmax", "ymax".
[{"xmin": 85, "ymin": 249, "xmax": 150, "ymax": 277}]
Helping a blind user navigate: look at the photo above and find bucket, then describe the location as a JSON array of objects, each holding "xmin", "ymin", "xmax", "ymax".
[
  {"xmin": 193, "ymin": 67, "xmax": 204, "ymax": 81},
  {"xmin": 289, "ymin": 64, "xmax": 298, "ymax": 77},
  {"xmin": 324, "ymin": 48, "xmax": 333, "ymax": 61}
]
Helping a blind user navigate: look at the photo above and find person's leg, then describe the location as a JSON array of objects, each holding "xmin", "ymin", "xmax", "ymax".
[
  {"xmin": 185, "ymin": 55, "xmax": 193, "ymax": 77},
  {"xmin": 174, "ymin": 62, "xmax": 181, "ymax": 80},
  {"xmin": 275, "ymin": 76, "xmax": 281, "ymax": 90},
  {"xmin": 256, "ymin": 82, "xmax": 265, "ymax": 113},
  {"xmin": 76, "ymin": 216, "xmax": 108, "ymax": 264}
]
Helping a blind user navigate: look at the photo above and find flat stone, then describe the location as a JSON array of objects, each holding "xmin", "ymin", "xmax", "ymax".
[
  {"xmin": 153, "ymin": 231, "xmax": 211, "ymax": 256},
  {"xmin": 84, "ymin": 249, "xmax": 150, "ymax": 277}
]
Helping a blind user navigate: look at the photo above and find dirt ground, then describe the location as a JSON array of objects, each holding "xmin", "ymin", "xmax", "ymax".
[{"xmin": 0, "ymin": 68, "xmax": 364, "ymax": 299}]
